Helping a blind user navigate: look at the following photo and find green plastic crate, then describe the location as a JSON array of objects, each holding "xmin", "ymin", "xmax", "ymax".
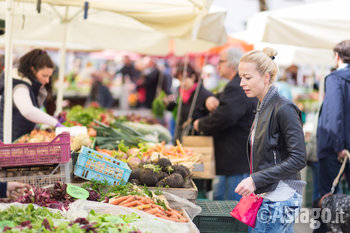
[{"xmin": 193, "ymin": 200, "xmax": 248, "ymax": 233}]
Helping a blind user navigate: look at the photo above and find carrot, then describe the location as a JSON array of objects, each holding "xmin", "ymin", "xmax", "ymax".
[
  {"xmin": 145, "ymin": 208, "xmax": 161, "ymax": 215},
  {"xmin": 170, "ymin": 209, "xmax": 184, "ymax": 218},
  {"xmin": 119, "ymin": 196, "xmax": 136, "ymax": 205},
  {"xmin": 151, "ymin": 204, "xmax": 165, "ymax": 211},
  {"xmin": 133, "ymin": 204, "xmax": 151, "ymax": 210},
  {"xmin": 109, "ymin": 195, "xmax": 130, "ymax": 205},
  {"xmin": 154, "ymin": 213, "xmax": 179, "ymax": 221},
  {"xmin": 139, "ymin": 197, "xmax": 152, "ymax": 204},
  {"xmin": 120, "ymin": 200, "xmax": 142, "ymax": 207}
]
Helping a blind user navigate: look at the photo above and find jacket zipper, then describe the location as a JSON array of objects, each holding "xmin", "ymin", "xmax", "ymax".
[{"xmin": 273, "ymin": 150, "xmax": 277, "ymax": 164}]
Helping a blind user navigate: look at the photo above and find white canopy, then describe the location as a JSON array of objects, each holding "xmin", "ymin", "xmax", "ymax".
[
  {"xmin": 0, "ymin": 0, "xmax": 227, "ymax": 55},
  {"xmin": 246, "ymin": 0, "xmax": 350, "ymax": 49}
]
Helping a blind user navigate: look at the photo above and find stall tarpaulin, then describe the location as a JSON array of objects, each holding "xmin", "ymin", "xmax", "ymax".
[
  {"xmin": 246, "ymin": 0, "xmax": 350, "ymax": 49},
  {"xmin": 0, "ymin": 0, "xmax": 227, "ymax": 55},
  {"xmin": 0, "ymin": 0, "xmax": 228, "ymax": 142}
]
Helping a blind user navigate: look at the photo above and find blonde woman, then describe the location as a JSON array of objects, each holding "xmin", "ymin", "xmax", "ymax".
[{"xmin": 235, "ymin": 48, "xmax": 306, "ymax": 232}]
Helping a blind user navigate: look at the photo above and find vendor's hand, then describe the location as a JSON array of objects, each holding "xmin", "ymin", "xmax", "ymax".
[
  {"xmin": 338, "ymin": 149, "xmax": 349, "ymax": 162},
  {"xmin": 193, "ymin": 119, "xmax": 199, "ymax": 131},
  {"xmin": 235, "ymin": 176, "xmax": 256, "ymax": 197},
  {"xmin": 6, "ymin": 182, "xmax": 30, "ymax": 200},
  {"xmin": 205, "ymin": 96, "xmax": 219, "ymax": 112},
  {"xmin": 55, "ymin": 122, "xmax": 63, "ymax": 128}
]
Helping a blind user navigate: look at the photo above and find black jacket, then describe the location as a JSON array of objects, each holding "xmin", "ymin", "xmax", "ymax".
[
  {"xmin": 0, "ymin": 182, "xmax": 6, "ymax": 198},
  {"xmin": 198, "ymin": 75, "xmax": 258, "ymax": 175},
  {"xmin": 250, "ymin": 86, "xmax": 307, "ymax": 194}
]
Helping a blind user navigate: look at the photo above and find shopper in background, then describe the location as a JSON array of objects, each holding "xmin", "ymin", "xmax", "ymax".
[
  {"xmin": 137, "ymin": 57, "xmax": 172, "ymax": 109},
  {"xmin": 0, "ymin": 181, "xmax": 30, "ymax": 200},
  {"xmin": 193, "ymin": 47, "xmax": 257, "ymax": 201},
  {"xmin": 235, "ymin": 47, "xmax": 306, "ymax": 232},
  {"xmin": 0, "ymin": 49, "xmax": 61, "ymax": 142},
  {"xmin": 164, "ymin": 63, "xmax": 213, "ymax": 142},
  {"xmin": 315, "ymin": 40, "xmax": 350, "ymax": 233},
  {"xmin": 85, "ymin": 71, "xmax": 114, "ymax": 108}
]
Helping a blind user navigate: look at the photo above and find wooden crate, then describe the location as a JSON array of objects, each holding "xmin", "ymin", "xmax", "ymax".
[
  {"xmin": 182, "ymin": 136, "xmax": 215, "ymax": 179},
  {"xmin": 149, "ymin": 179, "xmax": 198, "ymax": 203}
]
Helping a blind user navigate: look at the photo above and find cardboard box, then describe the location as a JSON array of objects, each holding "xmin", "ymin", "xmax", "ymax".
[{"xmin": 182, "ymin": 136, "xmax": 215, "ymax": 179}]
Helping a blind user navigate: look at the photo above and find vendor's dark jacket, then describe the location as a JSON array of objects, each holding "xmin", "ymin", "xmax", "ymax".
[
  {"xmin": 197, "ymin": 75, "xmax": 257, "ymax": 175},
  {"xmin": 0, "ymin": 73, "xmax": 41, "ymax": 142},
  {"xmin": 0, "ymin": 182, "xmax": 7, "ymax": 198},
  {"xmin": 250, "ymin": 86, "xmax": 307, "ymax": 194},
  {"xmin": 167, "ymin": 84, "xmax": 213, "ymax": 141},
  {"xmin": 317, "ymin": 64, "xmax": 350, "ymax": 159}
]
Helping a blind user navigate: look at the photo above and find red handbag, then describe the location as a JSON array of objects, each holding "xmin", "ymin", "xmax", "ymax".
[
  {"xmin": 230, "ymin": 193, "xmax": 263, "ymax": 228},
  {"xmin": 230, "ymin": 128, "xmax": 263, "ymax": 228}
]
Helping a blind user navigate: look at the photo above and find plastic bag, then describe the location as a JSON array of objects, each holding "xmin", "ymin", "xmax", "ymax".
[
  {"xmin": 67, "ymin": 199, "xmax": 200, "ymax": 233},
  {"xmin": 162, "ymin": 191, "xmax": 201, "ymax": 220}
]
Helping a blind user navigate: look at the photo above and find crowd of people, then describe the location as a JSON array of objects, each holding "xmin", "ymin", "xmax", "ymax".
[{"xmin": 0, "ymin": 39, "xmax": 349, "ymax": 233}]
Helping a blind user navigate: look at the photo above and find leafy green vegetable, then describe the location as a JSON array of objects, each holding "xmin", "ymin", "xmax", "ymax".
[
  {"xmin": 152, "ymin": 91, "xmax": 166, "ymax": 118},
  {"xmin": 64, "ymin": 106, "xmax": 105, "ymax": 126},
  {"xmin": 118, "ymin": 140, "xmax": 129, "ymax": 153},
  {"xmin": 0, "ymin": 204, "xmax": 143, "ymax": 233}
]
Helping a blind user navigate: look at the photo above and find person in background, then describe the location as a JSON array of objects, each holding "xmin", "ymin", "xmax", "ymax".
[
  {"xmin": 235, "ymin": 47, "xmax": 306, "ymax": 232},
  {"xmin": 137, "ymin": 57, "xmax": 172, "ymax": 109},
  {"xmin": 0, "ymin": 49, "xmax": 61, "ymax": 142},
  {"xmin": 118, "ymin": 55, "xmax": 138, "ymax": 84},
  {"xmin": 193, "ymin": 47, "xmax": 257, "ymax": 201},
  {"xmin": 201, "ymin": 64, "xmax": 219, "ymax": 91},
  {"xmin": 85, "ymin": 71, "xmax": 114, "ymax": 108},
  {"xmin": 164, "ymin": 63, "xmax": 213, "ymax": 142},
  {"xmin": 0, "ymin": 181, "xmax": 30, "ymax": 200},
  {"xmin": 315, "ymin": 40, "xmax": 350, "ymax": 233},
  {"xmin": 274, "ymin": 73, "xmax": 293, "ymax": 101}
]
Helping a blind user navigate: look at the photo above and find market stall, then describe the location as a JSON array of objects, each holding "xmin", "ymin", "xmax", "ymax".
[{"xmin": 0, "ymin": 0, "xmax": 228, "ymax": 142}]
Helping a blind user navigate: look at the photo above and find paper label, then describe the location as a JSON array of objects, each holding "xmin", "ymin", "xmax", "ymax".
[{"xmin": 66, "ymin": 184, "xmax": 89, "ymax": 200}]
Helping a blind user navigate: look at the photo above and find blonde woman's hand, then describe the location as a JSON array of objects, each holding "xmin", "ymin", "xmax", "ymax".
[{"xmin": 235, "ymin": 176, "xmax": 256, "ymax": 197}]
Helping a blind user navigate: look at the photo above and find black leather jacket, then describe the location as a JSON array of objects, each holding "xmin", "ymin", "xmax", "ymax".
[{"xmin": 249, "ymin": 87, "xmax": 306, "ymax": 194}]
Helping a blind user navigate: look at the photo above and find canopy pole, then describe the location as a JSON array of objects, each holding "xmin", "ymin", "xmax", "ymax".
[
  {"xmin": 173, "ymin": 54, "xmax": 189, "ymax": 142},
  {"xmin": 3, "ymin": 0, "xmax": 14, "ymax": 143},
  {"xmin": 55, "ymin": 7, "xmax": 69, "ymax": 116}
]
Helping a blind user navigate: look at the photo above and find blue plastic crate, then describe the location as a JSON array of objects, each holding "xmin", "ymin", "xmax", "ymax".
[{"xmin": 74, "ymin": 146, "xmax": 131, "ymax": 185}]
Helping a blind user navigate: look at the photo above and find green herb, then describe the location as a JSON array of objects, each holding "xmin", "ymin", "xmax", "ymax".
[
  {"xmin": 143, "ymin": 164, "xmax": 162, "ymax": 173},
  {"xmin": 156, "ymin": 200, "xmax": 168, "ymax": 211},
  {"xmin": 118, "ymin": 140, "xmax": 129, "ymax": 153}
]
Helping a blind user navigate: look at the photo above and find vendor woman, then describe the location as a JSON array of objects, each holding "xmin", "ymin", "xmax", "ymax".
[{"xmin": 0, "ymin": 49, "xmax": 61, "ymax": 142}]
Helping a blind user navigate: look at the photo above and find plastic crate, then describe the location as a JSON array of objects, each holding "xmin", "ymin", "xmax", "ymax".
[
  {"xmin": 0, "ymin": 162, "xmax": 71, "ymax": 187},
  {"xmin": 193, "ymin": 200, "xmax": 248, "ymax": 233},
  {"xmin": 0, "ymin": 132, "xmax": 71, "ymax": 167},
  {"xmin": 74, "ymin": 146, "xmax": 131, "ymax": 185}
]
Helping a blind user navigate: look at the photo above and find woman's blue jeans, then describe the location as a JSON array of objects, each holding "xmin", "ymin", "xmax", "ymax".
[{"xmin": 251, "ymin": 192, "xmax": 303, "ymax": 233}]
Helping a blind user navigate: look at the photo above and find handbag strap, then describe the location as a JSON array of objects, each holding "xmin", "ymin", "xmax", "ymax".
[{"xmin": 331, "ymin": 150, "xmax": 350, "ymax": 193}]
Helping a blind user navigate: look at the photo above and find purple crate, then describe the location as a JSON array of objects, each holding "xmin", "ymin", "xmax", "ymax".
[{"xmin": 0, "ymin": 132, "xmax": 70, "ymax": 167}]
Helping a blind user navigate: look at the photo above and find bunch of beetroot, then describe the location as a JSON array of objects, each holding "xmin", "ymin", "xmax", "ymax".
[
  {"xmin": 128, "ymin": 158, "xmax": 192, "ymax": 188},
  {"xmin": 15, "ymin": 181, "xmax": 74, "ymax": 210}
]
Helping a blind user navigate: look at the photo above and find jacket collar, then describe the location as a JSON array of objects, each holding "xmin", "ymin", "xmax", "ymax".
[
  {"xmin": 14, "ymin": 69, "xmax": 43, "ymax": 97},
  {"xmin": 256, "ymin": 85, "xmax": 278, "ymax": 113}
]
